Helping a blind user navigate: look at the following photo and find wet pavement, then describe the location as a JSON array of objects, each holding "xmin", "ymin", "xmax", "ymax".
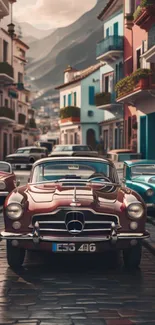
[{"xmin": 0, "ymin": 212, "xmax": 155, "ymax": 325}]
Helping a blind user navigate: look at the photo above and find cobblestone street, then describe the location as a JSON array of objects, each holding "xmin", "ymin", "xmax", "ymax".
[{"xmin": 0, "ymin": 211, "xmax": 155, "ymax": 325}]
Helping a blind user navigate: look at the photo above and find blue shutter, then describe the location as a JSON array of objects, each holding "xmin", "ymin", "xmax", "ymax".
[
  {"xmin": 89, "ymin": 86, "xmax": 95, "ymax": 105},
  {"xmin": 68, "ymin": 94, "xmax": 71, "ymax": 106},
  {"xmin": 114, "ymin": 22, "xmax": 118, "ymax": 36}
]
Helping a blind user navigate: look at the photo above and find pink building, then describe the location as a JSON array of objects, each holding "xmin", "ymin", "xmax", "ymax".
[{"xmin": 116, "ymin": 0, "xmax": 155, "ymax": 158}]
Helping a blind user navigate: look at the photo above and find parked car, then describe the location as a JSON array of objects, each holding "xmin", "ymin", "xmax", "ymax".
[
  {"xmin": 1, "ymin": 155, "xmax": 149, "ymax": 269},
  {"xmin": 49, "ymin": 150, "xmax": 99, "ymax": 157},
  {"xmin": 107, "ymin": 149, "xmax": 141, "ymax": 162},
  {"xmin": 0, "ymin": 161, "xmax": 19, "ymax": 205},
  {"xmin": 122, "ymin": 160, "xmax": 155, "ymax": 211},
  {"xmin": 51, "ymin": 144, "xmax": 93, "ymax": 152},
  {"xmin": 5, "ymin": 146, "xmax": 48, "ymax": 169}
]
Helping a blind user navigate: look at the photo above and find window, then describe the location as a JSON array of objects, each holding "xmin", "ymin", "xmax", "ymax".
[
  {"xmin": 113, "ymin": 22, "xmax": 119, "ymax": 36},
  {"xmin": 88, "ymin": 86, "xmax": 95, "ymax": 105},
  {"xmin": 5, "ymin": 99, "xmax": 8, "ymax": 108},
  {"xmin": 0, "ymin": 92, "xmax": 3, "ymax": 106},
  {"xmin": 3, "ymin": 40, "xmax": 8, "ymax": 62},
  {"xmin": 106, "ymin": 28, "xmax": 109, "ymax": 37},
  {"xmin": 68, "ymin": 94, "xmax": 71, "ymax": 106},
  {"xmin": 74, "ymin": 92, "xmax": 76, "ymax": 106},
  {"xmin": 136, "ymin": 48, "xmax": 141, "ymax": 69},
  {"xmin": 105, "ymin": 76, "xmax": 109, "ymax": 93},
  {"xmin": 88, "ymin": 110, "xmax": 94, "ymax": 117},
  {"xmin": 116, "ymin": 64, "xmax": 118, "ymax": 83},
  {"xmin": 63, "ymin": 95, "xmax": 66, "ymax": 107},
  {"xmin": 18, "ymin": 72, "xmax": 23, "ymax": 83}
]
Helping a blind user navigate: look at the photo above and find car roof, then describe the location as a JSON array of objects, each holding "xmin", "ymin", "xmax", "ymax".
[
  {"xmin": 124, "ymin": 160, "xmax": 155, "ymax": 167},
  {"xmin": 33, "ymin": 156, "xmax": 114, "ymax": 167},
  {"xmin": 54, "ymin": 144, "xmax": 90, "ymax": 147},
  {"xmin": 17, "ymin": 146, "xmax": 46, "ymax": 150}
]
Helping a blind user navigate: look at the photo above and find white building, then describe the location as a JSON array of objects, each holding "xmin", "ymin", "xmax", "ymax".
[{"xmin": 56, "ymin": 64, "xmax": 104, "ymax": 149}]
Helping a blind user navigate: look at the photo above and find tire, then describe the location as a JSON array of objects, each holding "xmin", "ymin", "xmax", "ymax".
[
  {"xmin": 7, "ymin": 241, "xmax": 26, "ymax": 269},
  {"xmin": 123, "ymin": 242, "xmax": 142, "ymax": 269}
]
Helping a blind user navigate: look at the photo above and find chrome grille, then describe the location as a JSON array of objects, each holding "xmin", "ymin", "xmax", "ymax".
[{"xmin": 31, "ymin": 209, "xmax": 120, "ymax": 237}]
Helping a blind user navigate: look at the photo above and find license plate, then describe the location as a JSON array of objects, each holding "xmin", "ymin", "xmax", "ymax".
[{"xmin": 52, "ymin": 243, "xmax": 96, "ymax": 252}]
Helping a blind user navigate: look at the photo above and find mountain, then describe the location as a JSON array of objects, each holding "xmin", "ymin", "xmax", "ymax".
[
  {"xmin": 17, "ymin": 22, "xmax": 54, "ymax": 40},
  {"xmin": 25, "ymin": 0, "xmax": 108, "ymax": 107}
]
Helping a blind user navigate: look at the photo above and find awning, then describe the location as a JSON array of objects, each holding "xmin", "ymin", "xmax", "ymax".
[{"xmin": 8, "ymin": 89, "xmax": 18, "ymax": 99}]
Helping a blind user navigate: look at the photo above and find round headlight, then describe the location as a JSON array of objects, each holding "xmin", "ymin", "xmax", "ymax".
[
  {"xmin": 128, "ymin": 203, "xmax": 144, "ymax": 219},
  {"xmin": 0, "ymin": 181, "xmax": 6, "ymax": 190},
  {"xmin": 146, "ymin": 189, "xmax": 154, "ymax": 197},
  {"xmin": 6, "ymin": 203, "xmax": 23, "ymax": 220}
]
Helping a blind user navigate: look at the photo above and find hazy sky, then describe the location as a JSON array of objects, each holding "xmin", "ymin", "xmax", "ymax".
[{"xmin": 13, "ymin": 0, "xmax": 97, "ymax": 30}]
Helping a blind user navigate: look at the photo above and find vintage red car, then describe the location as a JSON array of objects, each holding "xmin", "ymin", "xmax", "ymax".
[
  {"xmin": 0, "ymin": 161, "xmax": 18, "ymax": 206},
  {"xmin": 1, "ymin": 155, "xmax": 149, "ymax": 269}
]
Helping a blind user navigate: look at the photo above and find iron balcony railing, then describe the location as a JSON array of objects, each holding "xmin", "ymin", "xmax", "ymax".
[{"xmin": 96, "ymin": 35, "xmax": 124, "ymax": 58}]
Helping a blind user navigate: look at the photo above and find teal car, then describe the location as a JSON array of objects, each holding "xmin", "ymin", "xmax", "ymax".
[{"xmin": 122, "ymin": 160, "xmax": 155, "ymax": 211}]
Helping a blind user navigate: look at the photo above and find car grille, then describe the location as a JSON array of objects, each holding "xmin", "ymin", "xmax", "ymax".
[
  {"xmin": 31, "ymin": 209, "xmax": 120, "ymax": 237},
  {"xmin": 6, "ymin": 157, "xmax": 29, "ymax": 163}
]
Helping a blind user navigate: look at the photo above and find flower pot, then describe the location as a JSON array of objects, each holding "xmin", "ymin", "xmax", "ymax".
[{"xmin": 135, "ymin": 77, "xmax": 149, "ymax": 89}]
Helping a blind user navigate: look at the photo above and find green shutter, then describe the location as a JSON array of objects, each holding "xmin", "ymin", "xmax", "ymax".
[
  {"xmin": 89, "ymin": 86, "xmax": 95, "ymax": 105},
  {"xmin": 68, "ymin": 94, "xmax": 71, "ymax": 106}
]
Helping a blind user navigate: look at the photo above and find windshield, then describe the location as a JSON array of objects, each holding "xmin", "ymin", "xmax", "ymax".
[
  {"xmin": 32, "ymin": 160, "xmax": 116, "ymax": 183},
  {"xmin": 0, "ymin": 163, "xmax": 10, "ymax": 173},
  {"xmin": 16, "ymin": 149, "xmax": 30, "ymax": 154},
  {"xmin": 131, "ymin": 165, "xmax": 155, "ymax": 178},
  {"xmin": 53, "ymin": 146, "xmax": 73, "ymax": 151}
]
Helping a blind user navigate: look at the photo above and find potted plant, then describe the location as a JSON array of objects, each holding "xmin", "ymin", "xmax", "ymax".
[{"xmin": 132, "ymin": 68, "xmax": 151, "ymax": 89}]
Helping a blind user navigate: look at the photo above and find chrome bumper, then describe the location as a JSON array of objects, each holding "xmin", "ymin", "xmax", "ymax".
[
  {"xmin": 0, "ymin": 231, "xmax": 150, "ymax": 243},
  {"xmin": 0, "ymin": 192, "xmax": 9, "ymax": 197}
]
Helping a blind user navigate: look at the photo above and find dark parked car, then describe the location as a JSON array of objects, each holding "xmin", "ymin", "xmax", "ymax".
[
  {"xmin": 5, "ymin": 146, "xmax": 48, "ymax": 169},
  {"xmin": 0, "ymin": 161, "xmax": 18, "ymax": 205},
  {"xmin": 1, "ymin": 155, "xmax": 149, "ymax": 269}
]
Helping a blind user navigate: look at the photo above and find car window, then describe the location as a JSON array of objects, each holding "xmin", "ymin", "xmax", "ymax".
[
  {"xmin": 73, "ymin": 146, "xmax": 91, "ymax": 151},
  {"xmin": 131, "ymin": 165, "xmax": 155, "ymax": 178},
  {"xmin": 123, "ymin": 164, "xmax": 127, "ymax": 179},
  {"xmin": 16, "ymin": 149, "xmax": 30, "ymax": 154},
  {"xmin": 32, "ymin": 160, "xmax": 116, "ymax": 184},
  {"xmin": 0, "ymin": 163, "xmax": 10, "ymax": 173},
  {"xmin": 30, "ymin": 148, "xmax": 40, "ymax": 153},
  {"xmin": 53, "ymin": 146, "xmax": 73, "ymax": 151}
]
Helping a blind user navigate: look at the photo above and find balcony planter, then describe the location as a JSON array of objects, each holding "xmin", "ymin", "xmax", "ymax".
[
  {"xmin": 134, "ymin": 1, "xmax": 155, "ymax": 29},
  {"xmin": 95, "ymin": 92, "xmax": 111, "ymax": 106},
  {"xmin": 60, "ymin": 106, "xmax": 80, "ymax": 119},
  {"xmin": 61, "ymin": 117, "xmax": 80, "ymax": 123},
  {"xmin": 115, "ymin": 69, "xmax": 152, "ymax": 99}
]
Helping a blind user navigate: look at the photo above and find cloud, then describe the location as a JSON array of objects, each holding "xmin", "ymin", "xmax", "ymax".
[{"xmin": 14, "ymin": 0, "xmax": 97, "ymax": 29}]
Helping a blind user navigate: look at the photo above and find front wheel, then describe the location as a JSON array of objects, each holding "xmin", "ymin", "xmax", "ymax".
[
  {"xmin": 7, "ymin": 241, "xmax": 26, "ymax": 269},
  {"xmin": 123, "ymin": 242, "xmax": 142, "ymax": 269}
]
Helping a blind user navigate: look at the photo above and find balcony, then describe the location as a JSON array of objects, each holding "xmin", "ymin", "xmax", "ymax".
[
  {"xmin": 0, "ymin": 107, "xmax": 15, "ymax": 124},
  {"xmin": 0, "ymin": 62, "xmax": 14, "ymax": 84},
  {"xmin": 60, "ymin": 106, "xmax": 80, "ymax": 124},
  {"xmin": 18, "ymin": 113, "xmax": 26, "ymax": 125},
  {"xmin": 115, "ymin": 68, "xmax": 155, "ymax": 105},
  {"xmin": 0, "ymin": 0, "xmax": 9, "ymax": 19},
  {"xmin": 96, "ymin": 35, "xmax": 123, "ymax": 62},
  {"xmin": 134, "ymin": 1, "xmax": 155, "ymax": 31}
]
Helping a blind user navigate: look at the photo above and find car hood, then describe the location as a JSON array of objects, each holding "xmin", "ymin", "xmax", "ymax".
[
  {"xmin": 132, "ymin": 175, "xmax": 155, "ymax": 188},
  {"xmin": 6, "ymin": 153, "xmax": 30, "ymax": 158},
  {"xmin": 27, "ymin": 183, "xmax": 118, "ymax": 204}
]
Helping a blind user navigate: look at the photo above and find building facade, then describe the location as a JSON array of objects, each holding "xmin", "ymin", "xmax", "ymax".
[
  {"xmin": 56, "ymin": 64, "xmax": 104, "ymax": 149},
  {"xmin": 95, "ymin": 0, "xmax": 124, "ymax": 152},
  {"xmin": 116, "ymin": 0, "xmax": 155, "ymax": 158}
]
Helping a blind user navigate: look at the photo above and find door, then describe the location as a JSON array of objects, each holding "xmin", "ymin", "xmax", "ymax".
[
  {"xmin": 105, "ymin": 76, "xmax": 109, "ymax": 93},
  {"xmin": 86, "ymin": 129, "xmax": 96, "ymax": 150},
  {"xmin": 140, "ymin": 116, "xmax": 146, "ymax": 159}
]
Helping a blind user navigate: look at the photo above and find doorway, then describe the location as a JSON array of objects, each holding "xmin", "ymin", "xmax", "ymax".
[{"xmin": 86, "ymin": 129, "xmax": 96, "ymax": 150}]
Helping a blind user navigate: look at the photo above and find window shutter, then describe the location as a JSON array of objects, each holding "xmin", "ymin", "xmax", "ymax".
[
  {"xmin": 68, "ymin": 94, "xmax": 71, "ymax": 106},
  {"xmin": 89, "ymin": 86, "xmax": 95, "ymax": 105}
]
